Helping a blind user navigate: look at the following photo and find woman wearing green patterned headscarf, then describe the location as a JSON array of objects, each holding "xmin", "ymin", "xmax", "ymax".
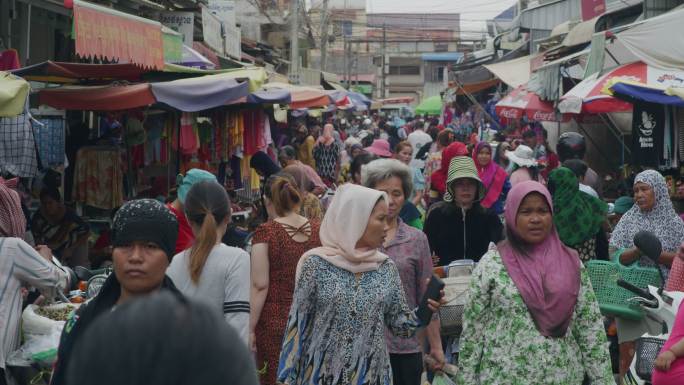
[{"xmin": 548, "ymin": 167, "xmax": 608, "ymax": 262}]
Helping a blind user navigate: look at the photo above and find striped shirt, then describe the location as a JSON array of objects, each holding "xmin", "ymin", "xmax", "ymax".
[
  {"xmin": 167, "ymin": 244, "xmax": 251, "ymax": 345},
  {"xmin": 0, "ymin": 237, "xmax": 68, "ymax": 370}
]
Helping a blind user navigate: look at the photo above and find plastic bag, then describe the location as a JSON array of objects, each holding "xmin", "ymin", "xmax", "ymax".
[
  {"xmin": 432, "ymin": 373, "xmax": 456, "ymax": 385},
  {"xmin": 6, "ymin": 325, "xmax": 62, "ymax": 367},
  {"xmin": 6, "ymin": 304, "xmax": 75, "ymax": 367}
]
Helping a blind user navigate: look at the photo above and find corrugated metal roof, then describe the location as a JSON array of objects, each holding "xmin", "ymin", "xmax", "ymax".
[{"xmin": 520, "ymin": 0, "xmax": 581, "ymax": 31}]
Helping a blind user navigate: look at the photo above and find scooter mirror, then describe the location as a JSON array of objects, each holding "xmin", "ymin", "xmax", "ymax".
[{"xmin": 634, "ymin": 231, "xmax": 662, "ymax": 264}]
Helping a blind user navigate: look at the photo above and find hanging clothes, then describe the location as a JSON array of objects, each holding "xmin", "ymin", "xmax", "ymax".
[
  {"xmin": 243, "ymin": 109, "xmax": 264, "ymax": 156},
  {"xmin": 180, "ymin": 112, "xmax": 199, "ymax": 155},
  {"xmin": 34, "ymin": 117, "xmax": 66, "ymax": 167},
  {"xmin": 144, "ymin": 114, "xmax": 164, "ymax": 165},
  {"xmin": 72, "ymin": 146, "xmax": 124, "ymax": 209},
  {"xmin": 0, "ymin": 111, "xmax": 38, "ymax": 177}
]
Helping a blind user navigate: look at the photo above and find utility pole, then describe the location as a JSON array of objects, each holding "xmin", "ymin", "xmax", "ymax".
[
  {"xmin": 319, "ymin": 0, "xmax": 330, "ymax": 71},
  {"xmin": 288, "ymin": 0, "xmax": 300, "ymax": 84},
  {"xmin": 343, "ymin": 36, "xmax": 348, "ymax": 89},
  {"xmin": 381, "ymin": 23, "xmax": 387, "ymax": 98}
]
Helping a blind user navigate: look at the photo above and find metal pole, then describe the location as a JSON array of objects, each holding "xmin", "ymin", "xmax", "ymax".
[
  {"xmin": 343, "ymin": 36, "xmax": 348, "ymax": 89},
  {"xmin": 288, "ymin": 0, "xmax": 300, "ymax": 84},
  {"xmin": 25, "ymin": 3, "xmax": 31, "ymax": 64},
  {"xmin": 319, "ymin": 0, "xmax": 329, "ymax": 71},
  {"xmin": 381, "ymin": 23, "xmax": 386, "ymax": 98}
]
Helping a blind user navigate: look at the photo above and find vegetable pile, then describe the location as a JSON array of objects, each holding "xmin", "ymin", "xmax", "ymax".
[{"xmin": 34, "ymin": 305, "xmax": 75, "ymax": 321}]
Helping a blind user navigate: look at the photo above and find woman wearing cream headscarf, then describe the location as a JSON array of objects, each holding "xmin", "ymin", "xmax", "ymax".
[{"xmin": 278, "ymin": 184, "xmax": 443, "ymax": 385}]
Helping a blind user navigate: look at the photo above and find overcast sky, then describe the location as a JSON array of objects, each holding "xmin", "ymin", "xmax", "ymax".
[{"xmin": 317, "ymin": 0, "xmax": 518, "ymax": 38}]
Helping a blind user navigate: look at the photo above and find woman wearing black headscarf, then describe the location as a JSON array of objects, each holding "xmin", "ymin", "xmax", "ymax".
[
  {"xmin": 50, "ymin": 199, "xmax": 182, "ymax": 385},
  {"xmin": 250, "ymin": 151, "xmax": 283, "ymax": 221},
  {"xmin": 250, "ymin": 151, "xmax": 281, "ymax": 180}
]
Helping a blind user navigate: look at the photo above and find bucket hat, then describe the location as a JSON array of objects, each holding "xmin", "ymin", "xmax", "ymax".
[
  {"xmin": 444, "ymin": 157, "xmax": 485, "ymax": 202},
  {"xmin": 364, "ymin": 139, "xmax": 392, "ymax": 158},
  {"xmin": 506, "ymin": 145, "xmax": 538, "ymax": 168}
]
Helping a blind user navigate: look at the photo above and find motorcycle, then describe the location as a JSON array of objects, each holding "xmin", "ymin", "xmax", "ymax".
[
  {"xmin": 617, "ymin": 231, "xmax": 684, "ymax": 385},
  {"xmin": 74, "ymin": 266, "xmax": 113, "ymax": 300}
]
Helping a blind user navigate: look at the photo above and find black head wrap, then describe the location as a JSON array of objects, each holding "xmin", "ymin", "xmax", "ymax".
[
  {"xmin": 112, "ymin": 199, "xmax": 178, "ymax": 259},
  {"xmin": 249, "ymin": 151, "xmax": 281, "ymax": 179}
]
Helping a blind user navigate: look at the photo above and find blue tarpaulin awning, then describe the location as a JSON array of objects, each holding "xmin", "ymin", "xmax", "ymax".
[
  {"xmin": 150, "ymin": 74, "xmax": 249, "ymax": 111},
  {"xmin": 421, "ymin": 52, "xmax": 464, "ymax": 62},
  {"xmin": 608, "ymin": 80, "xmax": 684, "ymax": 107},
  {"xmin": 246, "ymin": 88, "xmax": 292, "ymax": 104}
]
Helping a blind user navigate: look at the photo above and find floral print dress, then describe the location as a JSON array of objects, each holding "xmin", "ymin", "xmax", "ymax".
[
  {"xmin": 277, "ymin": 256, "xmax": 419, "ymax": 385},
  {"xmin": 456, "ymin": 245, "xmax": 614, "ymax": 385}
]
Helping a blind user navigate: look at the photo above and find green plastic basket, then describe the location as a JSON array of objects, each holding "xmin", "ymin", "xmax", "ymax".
[{"xmin": 586, "ymin": 259, "xmax": 662, "ymax": 320}]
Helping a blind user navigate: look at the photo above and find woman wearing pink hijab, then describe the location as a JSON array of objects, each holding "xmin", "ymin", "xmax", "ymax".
[
  {"xmin": 472, "ymin": 141, "xmax": 510, "ymax": 215},
  {"xmin": 457, "ymin": 181, "xmax": 613, "ymax": 385},
  {"xmin": 313, "ymin": 124, "xmax": 340, "ymax": 186}
]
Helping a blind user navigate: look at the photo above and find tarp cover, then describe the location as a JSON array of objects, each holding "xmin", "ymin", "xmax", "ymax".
[
  {"xmin": 483, "ymin": 55, "xmax": 532, "ymax": 88},
  {"xmin": 617, "ymin": 8, "xmax": 684, "ymax": 70},
  {"xmin": 39, "ymin": 84, "xmax": 156, "ymax": 111},
  {"xmin": 150, "ymin": 74, "xmax": 249, "ymax": 111},
  {"xmin": 246, "ymin": 88, "xmax": 291, "ymax": 104},
  {"xmin": 262, "ymin": 83, "xmax": 332, "ymax": 109}
]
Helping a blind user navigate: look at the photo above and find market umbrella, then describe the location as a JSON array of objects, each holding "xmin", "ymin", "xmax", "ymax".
[
  {"xmin": 348, "ymin": 91, "xmax": 371, "ymax": 111},
  {"xmin": 415, "ymin": 95, "xmax": 443, "ymax": 115},
  {"xmin": 607, "ymin": 79, "xmax": 684, "ymax": 107},
  {"xmin": 559, "ymin": 61, "xmax": 684, "ymax": 114},
  {"xmin": 495, "ymin": 85, "xmax": 566, "ymax": 122}
]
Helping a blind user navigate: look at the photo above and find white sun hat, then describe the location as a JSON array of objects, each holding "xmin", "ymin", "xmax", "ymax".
[{"xmin": 506, "ymin": 145, "xmax": 538, "ymax": 168}]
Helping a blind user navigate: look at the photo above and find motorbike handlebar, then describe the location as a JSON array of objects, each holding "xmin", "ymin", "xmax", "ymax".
[{"xmin": 617, "ymin": 279, "xmax": 657, "ymax": 302}]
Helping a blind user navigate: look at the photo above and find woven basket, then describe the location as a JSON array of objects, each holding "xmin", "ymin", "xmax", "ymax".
[
  {"xmin": 439, "ymin": 275, "xmax": 470, "ymax": 336},
  {"xmin": 635, "ymin": 336, "xmax": 666, "ymax": 382},
  {"xmin": 586, "ymin": 259, "xmax": 661, "ymax": 320}
]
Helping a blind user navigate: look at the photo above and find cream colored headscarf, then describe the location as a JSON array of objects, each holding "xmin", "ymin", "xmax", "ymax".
[{"xmin": 297, "ymin": 183, "xmax": 389, "ymax": 280}]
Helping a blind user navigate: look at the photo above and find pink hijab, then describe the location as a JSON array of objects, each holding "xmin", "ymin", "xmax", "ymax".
[
  {"xmin": 499, "ymin": 180, "xmax": 580, "ymax": 338},
  {"xmin": 297, "ymin": 184, "xmax": 388, "ymax": 280},
  {"xmin": 317, "ymin": 124, "xmax": 335, "ymax": 146},
  {"xmin": 472, "ymin": 142, "xmax": 507, "ymax": 209}
]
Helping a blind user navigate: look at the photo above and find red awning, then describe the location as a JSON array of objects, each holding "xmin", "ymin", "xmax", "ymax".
[
  {"xmin": 73, "ymin": 0, "xmax": 164, "ymax": 70},
  {"xmin": 289, "ymin": 90, "xmax": 333, "ymax": 109},
  {"xmin": 12, "ymin": 61, "xmax": 146, "ymax": 83},
  {"xmin": 450, "ymin": 78, "xmax": 501, "ymax": 95},
  {"xmin": 39, "ymin": 84, "xmax": 156, "ymax": 111}
]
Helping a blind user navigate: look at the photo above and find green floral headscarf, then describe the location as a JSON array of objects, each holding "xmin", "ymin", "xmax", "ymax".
[{"xmin": 548, "ymin": 167, "xmax": 608, "ymax": 247}]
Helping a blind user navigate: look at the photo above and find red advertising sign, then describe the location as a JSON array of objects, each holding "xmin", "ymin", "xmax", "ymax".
[
  {"xmin": 581, "ymin": 0, "xmax": 606, "ymax": 21},
  {"xmin": 73, "ymin": 0, "xmax": 164, "ymax": 70}
]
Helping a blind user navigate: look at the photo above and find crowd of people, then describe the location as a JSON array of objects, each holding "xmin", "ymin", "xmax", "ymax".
[{"xmin": 3, "ymin": 112, "xmax": 684, "ymax": 385}]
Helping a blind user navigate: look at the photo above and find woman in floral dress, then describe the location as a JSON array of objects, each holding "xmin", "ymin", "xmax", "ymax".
[
  {"xmin": 277, "ymin": 184, "xmax": 443, "ymax": 385},
  {"xmin": 457, "ymin": 181, "xmax": 613, "ymax": 385},
  {"xmin": 250, "ymin": 175, "xmax": 321, "ymax": 385}
]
